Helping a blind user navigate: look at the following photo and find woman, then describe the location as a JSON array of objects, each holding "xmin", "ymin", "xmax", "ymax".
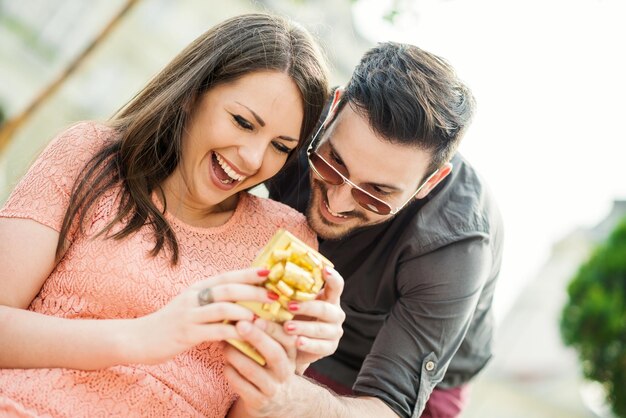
[{"xmin": 0, "ymin": 13, "xmax": 343, "ymax": 417}]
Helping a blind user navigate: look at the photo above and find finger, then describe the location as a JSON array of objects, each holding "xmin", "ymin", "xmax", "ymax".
[
  {"xmin": 193, "ymin": 302, "xmax": 255, "ymax": 323},
  {"xmin": 223, "ymin": 363, "xmax": 266, "ymax": 408},
  {"xmin": 287, "ymin": 299, "xmax": 346, "ymax": 324},
  {"xmin": 294, "ymin": 335, "xmax": 338, "ymax": 356},
  {"xmin": 236, "ymin": 320, "xmax": 293, "ymax": 381},
  {"xmin": 256, "ymin": 319, "xmax": 298, "ymax": 359},
  {"xmin": 321, "ymin": 266, "xmax": 344, "ymax": 304},
  {"xmin": 192, "ymin": 322, "xmax": 242, "ymax": 342},
  {"xmin": 209, "ymin": 283, "xmax": 275, "ymax": 304},
  {"xmin": 283, "ymin": 319, "xmax": 343, "ymax": 341},
  {"xmin": 193, "ymin": 268, "xmax": 269, "ymax": 289},
  {"xmin": 223, "ymin": 331, "xmax": 276, "ymax": 396}
]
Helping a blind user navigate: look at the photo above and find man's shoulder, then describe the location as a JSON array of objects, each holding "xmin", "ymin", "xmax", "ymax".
[
  {"xmin": 266, "ymin": 154, "xmax": 311, "ymax": 214},
  {"xmin": 398, "ymin": 153, "xmax": 502, "ymax": 253}
]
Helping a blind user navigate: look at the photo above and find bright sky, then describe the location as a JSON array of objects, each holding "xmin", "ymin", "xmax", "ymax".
[{"xmin": 352, "ymin": 0, "xmax": 626, "ymax": 320}]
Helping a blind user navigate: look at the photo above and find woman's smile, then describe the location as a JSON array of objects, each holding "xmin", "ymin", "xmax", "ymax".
[{"xmin": 210, "ymin": 151, "xmax": 247, "ymax": 190}]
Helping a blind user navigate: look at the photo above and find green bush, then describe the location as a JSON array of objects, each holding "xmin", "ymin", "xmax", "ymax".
[{"xmin": 561, "ymin": 216, "xmax": 626, "ymax": 417}]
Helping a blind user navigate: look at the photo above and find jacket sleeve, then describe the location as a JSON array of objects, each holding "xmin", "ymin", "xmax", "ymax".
[{"xmin": 352, "ymin": 235, "xmax": 492, "ymax": 418}]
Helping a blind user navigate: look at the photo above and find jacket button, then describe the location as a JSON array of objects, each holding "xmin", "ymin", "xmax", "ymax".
[{"xmin": 425, "ymin": 361, "xmax": 436, "ymax": 371}]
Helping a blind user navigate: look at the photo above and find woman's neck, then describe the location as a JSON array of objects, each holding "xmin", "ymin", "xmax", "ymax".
[{"xmin": 158, "ymin": 177, "xmax": 240, "ymax": 228}]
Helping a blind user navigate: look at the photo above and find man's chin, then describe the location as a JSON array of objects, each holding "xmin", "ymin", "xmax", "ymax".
[{"xmin": 307, "ymin": 203, "xmax": 365, "ymax": 240}]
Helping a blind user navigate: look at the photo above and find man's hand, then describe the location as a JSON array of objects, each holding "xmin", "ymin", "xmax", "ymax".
[
  {"xmin": 224, "ymin": 319, "xmax": 304, "ymax": 417},
  {"xmin": 283, "ymin": 266, "xmax": 345, "ymax": 371}
]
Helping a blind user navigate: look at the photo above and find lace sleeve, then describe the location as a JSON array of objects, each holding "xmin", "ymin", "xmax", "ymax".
[{"xmin": 0, "ymin": 122, "xmax": 107, "ymax": 232}]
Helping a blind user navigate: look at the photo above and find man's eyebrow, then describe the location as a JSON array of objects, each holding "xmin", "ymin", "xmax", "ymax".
[
  {"xmin": 236, "ymin": 101, "xmax": 298, "ymax": 143},
  {"xmin": 328, "ymin": 139, "xmax": 402, "ymax": 192}
]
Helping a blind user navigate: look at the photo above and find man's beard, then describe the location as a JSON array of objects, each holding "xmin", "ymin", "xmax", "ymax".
[{"xmin": 306, "ymin": 179, "xmax": 369, "ymax": 240}]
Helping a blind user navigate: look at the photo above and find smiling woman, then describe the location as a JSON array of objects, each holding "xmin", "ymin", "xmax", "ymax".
[
  {"xmin": 0, "ymin": 13, "xmax": 346, "ymax": 418},
  {"xmin": 162, "ymin": 71, "xmax": 304, "ymax": 228}
]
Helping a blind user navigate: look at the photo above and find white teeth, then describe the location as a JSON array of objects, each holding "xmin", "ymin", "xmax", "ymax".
[
  {"xmin": 325, "ymin": 200, "xmax": 348, "ymax": 218},
  {"xmin": 215, "ymin": 153, "xmax": 246, "ymax": 182}
]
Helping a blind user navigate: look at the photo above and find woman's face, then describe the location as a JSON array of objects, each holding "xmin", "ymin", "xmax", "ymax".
[{"xmin": 165, "ymin": 70, "xmax": 304, "ymax": 218}]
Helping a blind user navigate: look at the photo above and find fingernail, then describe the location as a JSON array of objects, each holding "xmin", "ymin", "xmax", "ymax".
[
  {"xmin": 288, "ymin": 301, "xmax": 299, "ymax": 311},
  {"xmin": 252, "ymin": 313, "xmax": 259, "ymax": 321},
  {"xmin": 285, "ymin": 322, "xmax": 296, "ymax": 332},
  {"xmin": 324, "ymin": 266, "xmax": 332, "ymax": 275},
  {"xmin": 268, "ymin": 291, "xmax": 280, "ymax": 300},
  {"xmin": 257, "ymin": 269, "xmax": 270, "ymax": 277}
]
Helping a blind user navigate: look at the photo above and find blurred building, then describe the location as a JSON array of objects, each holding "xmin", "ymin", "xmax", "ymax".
[{"xmin": 0, "ymin": 0, "xmax": 370, "ymax": 202}]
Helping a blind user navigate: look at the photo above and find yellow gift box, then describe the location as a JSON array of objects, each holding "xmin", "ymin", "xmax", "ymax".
[{"xmin": 227, "ymin": 229, "xmax": 333, "ymax": 365}]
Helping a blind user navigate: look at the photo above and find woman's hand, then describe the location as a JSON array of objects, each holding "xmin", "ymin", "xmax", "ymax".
[
  {"xmin": 281, "ymin": 266, "xmax": 345, "ymax": 372},
  {"xmin": 128, "ymin": 268, "xmax": 275, "ymax": 365}
]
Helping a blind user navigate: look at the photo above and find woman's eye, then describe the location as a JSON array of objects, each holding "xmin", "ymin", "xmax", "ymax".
[
  {"xmin": 233, "ymin": 114, "xmax": 254, "ymax": 130},
  {"xmin": 272, "ymin": 141, "xmax": 292, "ymax": 155}
]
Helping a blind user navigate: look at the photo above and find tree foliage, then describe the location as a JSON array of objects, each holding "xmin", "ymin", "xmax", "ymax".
[{"xmin": 561, "ymin": 216, "xmax": 626, "ymax": 417}]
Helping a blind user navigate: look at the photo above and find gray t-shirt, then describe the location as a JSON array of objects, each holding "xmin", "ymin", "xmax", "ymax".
[{"xmin": 268, "ymin": 151, "xmax": 503, "ymax": 418}]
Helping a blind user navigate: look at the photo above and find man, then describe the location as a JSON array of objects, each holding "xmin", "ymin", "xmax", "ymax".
[{"xmin": 224, "ymin": 42, "xmax": 503, "ymax": 418}]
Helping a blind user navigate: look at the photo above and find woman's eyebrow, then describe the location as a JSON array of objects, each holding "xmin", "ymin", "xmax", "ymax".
[
  {"xmin": 235, "ymin": 101, "xmax": 298, "ymax": 142},
  {"xmin": 236, "ymin": 102, "xmax": 265, "ymax": 126}
]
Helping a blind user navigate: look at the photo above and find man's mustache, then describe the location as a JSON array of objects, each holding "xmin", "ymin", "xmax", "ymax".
[{"xmin": 312, "ymin": 179, "xmax": 368, "ymax": 222}]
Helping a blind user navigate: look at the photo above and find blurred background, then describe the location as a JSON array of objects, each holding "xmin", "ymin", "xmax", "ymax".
[{"xmin": 1, "ymin": 0, "xmax": 625, "ymax": 416}]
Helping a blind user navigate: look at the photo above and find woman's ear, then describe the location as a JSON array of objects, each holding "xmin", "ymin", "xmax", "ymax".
[
  {"xmin": 322, "ymin": 87, "xmax": 343, "ymax": 128},
  {"xmin": 415, "ymin": 162, "xmax": 453, "ymax": 199}
]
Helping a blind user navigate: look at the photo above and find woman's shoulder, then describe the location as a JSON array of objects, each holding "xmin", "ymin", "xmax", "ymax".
[
  {"xmin": 50, "ymin": 121, "xmax": 115, "ymax": 152},
  {"xmin": 36, "ymin": 121, "xmax": 116, "ymax": 169},
  {"xmin": 245, "ymin": 193, "xmax": 306, "ymax": 223},
  {"xmin": 243, "ymin": 193, "xmax": 317, "ymax": 248}
]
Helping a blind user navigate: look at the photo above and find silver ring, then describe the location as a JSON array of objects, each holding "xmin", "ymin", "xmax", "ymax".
[{"xmin": 197, "ymin": 288, "xmax": 214, "ymax": 306}]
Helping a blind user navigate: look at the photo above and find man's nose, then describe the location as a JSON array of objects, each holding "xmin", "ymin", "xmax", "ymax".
[{"xmin": 326, "ymin": 183, "xmax": 356, "ymax": 213}]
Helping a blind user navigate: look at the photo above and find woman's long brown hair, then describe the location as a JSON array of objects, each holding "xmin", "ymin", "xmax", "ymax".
[{"xmin": 56, "ymin": 13, "xmax": 329, "ymax": 264}]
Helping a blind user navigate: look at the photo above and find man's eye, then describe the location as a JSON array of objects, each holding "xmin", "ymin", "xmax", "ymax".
[
  {"xmin": 233, "ymin": 114, "xmax": 254, "ymax": 130},
  {"xmin": 330, "ymin": 150, "xmax": 344, "ymax": 166},
  {"xmin": 372, "ymin": 186, "xmax": 392, "ymax": 196}
]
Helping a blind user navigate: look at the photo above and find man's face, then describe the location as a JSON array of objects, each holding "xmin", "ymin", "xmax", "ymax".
[{"xmin": 307, "ymin": 105, "xmax": 437, "ymax": 240}]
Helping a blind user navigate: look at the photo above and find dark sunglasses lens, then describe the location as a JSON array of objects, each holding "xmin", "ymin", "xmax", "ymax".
[
  {"xmin": 351, "ymin": 189, "xmax": 391, "ymax": 215},
  {"xmin": 310, "ymin": 152, "xmax": 392, "ymax": 215},
  {"xmin": 310, "ymin": 153, "xmax": 343, "ymax": 185}
]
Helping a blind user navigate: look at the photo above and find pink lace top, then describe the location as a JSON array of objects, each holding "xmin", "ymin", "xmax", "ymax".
[{"xmin": 0, "ymin": 122, "xmax": 316, "ymax": 417}]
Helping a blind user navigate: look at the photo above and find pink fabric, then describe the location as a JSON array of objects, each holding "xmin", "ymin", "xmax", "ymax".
[
  {"xmin": 420, "ymin": 385, "xmax": 469, "ymax": 418},
  {"xmin": 0, "ymin": 122, "xmax": 317, "ymax": 418},
  {"xmin": 304, "ymin": 368, "xmax": 468, "ymax": 418}
]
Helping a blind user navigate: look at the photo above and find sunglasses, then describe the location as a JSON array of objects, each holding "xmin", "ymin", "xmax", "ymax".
[
  {"xmin": 307, "ymin": 147, "xmax": 439, "ymax": 216},
  {"xmin": 306, "ymin": 89, "xmax": 439, "ymax": 215}
]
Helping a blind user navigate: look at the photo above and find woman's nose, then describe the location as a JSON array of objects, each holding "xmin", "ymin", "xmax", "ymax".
[{"xmin": 238, "ymin": 141, "xmax": 266, "ymax": 172}]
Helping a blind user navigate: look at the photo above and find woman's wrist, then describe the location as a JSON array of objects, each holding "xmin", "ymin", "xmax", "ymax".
[{"xmin": 111, "ymin": 317, "xmax": 149, "ymax": 365}]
